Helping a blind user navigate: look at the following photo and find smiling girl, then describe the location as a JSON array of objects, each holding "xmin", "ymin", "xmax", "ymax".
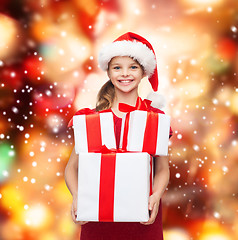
[{"xmin": 65, "ymin": 32, "xmax": 173, "ymax": 240}]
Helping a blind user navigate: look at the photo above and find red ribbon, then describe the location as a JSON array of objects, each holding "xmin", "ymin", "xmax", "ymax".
[
  {"xmin": 67, "ymin": 108, "xmax": 96, "ymax": 127},
  {"xmin": 99, "ymin": 153, "xmax": 116, "ymax": 222},
  {"xmin": 86, "ymin": 114, "xmax": 102, "ymax": 152},
  {"xmin": 68, "ymin": 109, "xmax": 106, "ymax": 152},
  {"xmin": 95, "ymin": 145, "xmax": 127, "ymax": 154},
  {"xmin": 142, "ymin": 112, "xmax": 159, "ymax": 154},
  {"xmin": 119, "ymin": 97, "xmax": 161, "ymax": 158},
  {"xmin": 119, "ymin": 97, "xmax": 152, "ymax": 113},
  {"xmin": 119, "ymin": 97, "xmax": 154, "ymax": 152},
  {"xmin": 97, "ymin": 145, "xmax": 153, "ymax": 221}
]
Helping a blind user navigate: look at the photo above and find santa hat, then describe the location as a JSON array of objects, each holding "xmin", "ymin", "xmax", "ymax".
[{"xmin": 98, "ymin": 32, "xmax": 158, "ymax": 92}]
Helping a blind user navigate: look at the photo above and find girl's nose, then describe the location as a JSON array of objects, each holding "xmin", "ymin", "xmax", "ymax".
[{"xmin": 122, "ymin": 68, "xmax": 129, "ymax": 76}]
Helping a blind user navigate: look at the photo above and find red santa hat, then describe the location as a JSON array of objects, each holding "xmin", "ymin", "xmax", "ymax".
[{"xmin": 98, "ymin": 32, "xmax": 158, "ymax": 92}]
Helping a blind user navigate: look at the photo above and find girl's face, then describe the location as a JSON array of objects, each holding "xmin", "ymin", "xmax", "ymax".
[{"xmin": 107, "ymin": 56, "xmax": 146, "ymax": 94}]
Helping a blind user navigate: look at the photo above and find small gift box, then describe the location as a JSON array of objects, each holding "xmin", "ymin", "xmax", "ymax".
[
  {"xmin": 70, "ymin": 109, "xmax": 116, "ymax": 153},
  {"xmin": 76, "ymin": 152, "xmax": 153, "ymax": 222},
  {"xmin": 118, "ymin": 97, "xmax": 171, "ymax": 156},
  {"xmin": 119, "ymin": 110, "xmax": 171, "ymax": 156}
]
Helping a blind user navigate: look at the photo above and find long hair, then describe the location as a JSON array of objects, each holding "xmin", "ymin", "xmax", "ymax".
[{"xmin": 96, "ymin": 80, "xmax": 115, "ymax": 111}]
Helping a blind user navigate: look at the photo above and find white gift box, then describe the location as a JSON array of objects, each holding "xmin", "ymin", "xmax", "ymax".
[
  {"xmin": 119, "ymin": 110, "xmax": 171, "ymax": 156},
  {"xmin": 73, "ymin": 112, "xmax": 116, "ymax": 154},
  {"xmin": 76, "ymin": 152, "xmax": 152, "ymax": 222}
]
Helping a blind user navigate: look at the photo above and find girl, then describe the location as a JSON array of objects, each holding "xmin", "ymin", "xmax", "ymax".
[{"xmin": 65, "ymin": 32, "xmax": 173, "ymax": 240}]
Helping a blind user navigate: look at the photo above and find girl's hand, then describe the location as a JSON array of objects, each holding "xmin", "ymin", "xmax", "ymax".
[
  {"xmin": 140, "ymin": 193, "xmax": 160, "ymax": 225},
  {"xmin": 71, "ymin": 196, "xmax": 88, "ymax": 225}
]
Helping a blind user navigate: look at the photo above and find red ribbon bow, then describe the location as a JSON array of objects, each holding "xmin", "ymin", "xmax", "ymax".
[
  {"xmin": 119, "ymin": 97, "xmax": 152, "ymax": 113},
  {"xmin": 96, "ymin": 145, "xmax": 137, "ymax": 154},
  {"xmin": 95, "ymin": 145, "xmax": 118, "ymax": 154},
  {"xmin": 67, "ymin": 108, "xmax": 96, "ymax": 127}
]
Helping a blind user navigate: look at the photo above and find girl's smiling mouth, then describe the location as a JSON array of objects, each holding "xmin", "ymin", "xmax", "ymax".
[{"xmin": 118, "ymin": 79, "xmax": 134, "ymax": 83}]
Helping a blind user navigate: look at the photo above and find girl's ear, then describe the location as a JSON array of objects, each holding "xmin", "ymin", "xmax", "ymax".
[{"xmin": 107, "ymin": 69, "xmax": 110, "ymax": 78}]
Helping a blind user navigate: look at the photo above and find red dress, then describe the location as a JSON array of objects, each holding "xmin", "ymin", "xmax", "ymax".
[{"xmin": 80, "ymin": 107, "xmax": 173, "ymax": 240}]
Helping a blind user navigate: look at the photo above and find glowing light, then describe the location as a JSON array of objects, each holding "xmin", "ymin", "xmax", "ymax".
[
  {"xmin": 207, "ymin": 7, "xmax": 213, "ymax": 12},
  {"xmin": 177, "ymin": 134, "xmax": 183, "ymax": 139},
  {"xmin": 164, "ymin": 228, "xmax": 190, "ymax": 240},
  {"xmin": 29, "ymin": 151, "xmax": 34, "ymax": 157},
  {"xmin": 212, "ymin": 98, "xmax": 218, "ymax": 104},
  {"xmin": 31, "ymin": 178, "xmax": 36, "ymax": 184},
  {"xmin": 182, "ymin": 0, "xmax": 223, "ymax": 6},
  {"xmin": 46, "ymin": 114, "xmax": 64, "ymax": 133},
  {"xmin": 176, "ymin": 173, "xmax": 181, "ymax": 178},
  {"xmin": 44, "ymin": 184, "xmax": 52, "ymax": 191},
  {"xmin": 230, "ymin": 93, "xmax": 238, "ymax": 114},
  {"xmin": 1, "ymin": 185, "xmax": 24, "ymax": 210},
  {"xmin": 25, "ymin": 133, "xmax": 30, "ymax": 139},
  {"xmin": 214, "ymin": 212, "xmax": 221, "ymax": 218},
  {"xmin": 134, "ymin": 9, "xmax": 141, "ymax": 15},
  {"xmin": 39, "ymin": 232, "xmax": 58, "ymax": 240},
  {"xmin": 61, "ymin": 31, "xmax": 67, "ymax": 37},
  {"xmin": 200, "ymin": 233, "xmax": 231, "ymax": 240},
  {"xmin": 32, "ymin": 161, "xmax": 37, "ymax": 167},
  {"xmin": 231, "ymin": 26, "xmax": 237, "ymax": 33},
  {"xmin": 193, "ymin": 145, "xmax": 200, "ymax": 151},
  {"xmin": 24, "ymin": 204, "xmax": 29, "ymax": 210},
  {"xmin": 24, "ymin": 204, "xmax": 53, "ymax": 229},
  {"xmin": 19, "ymin": 126, "xmax": 24, "ymax": 131},
  {"xmin": 23, "ymin": 176, "xmax": 28, "ymax": 182},
  {"xmin": 199, "ymin": 220, "xmax": 232, "ymax": 240},
  {"xmin": 0, "ymin": 14, "xmax": 19, "ymax": 58},
  {"xmin": 73, "ymin": 71, "xmax": 79, "ymax": 77},
  {"xmin": 232, "ymin": 140, "xmax": 237, "ymax": 146},
  {"xmin": 222, "ymin": 166, "xmax": 228, "ymax": 173},
  {"xmin": 190, "ymin": 59, "xmax": 197, "ymax": 65},
  {"xmin": 0, "ymin": 143, "xmax": 15, "ymax": 182}
]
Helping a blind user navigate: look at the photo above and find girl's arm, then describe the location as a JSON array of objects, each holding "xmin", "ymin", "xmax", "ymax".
[
  {"xmin": 140, "ymin": 155, "xmax": 170, "ymax": 225},
  {"xmin": 65, "ymin": 146, "xmax": 78, "ymax": 197},
  {"xmin": 64, "ymin": 146, "xmax": 88, "ymax": 225}
]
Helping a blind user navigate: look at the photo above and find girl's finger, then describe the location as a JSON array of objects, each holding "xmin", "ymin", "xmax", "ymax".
[
  {"xmin": 71, "ymin": 206, "xmax": 78, "ymax": 223},
  {"xmin": 149, "ymin": 200, "xmax": 155, "ymax": 211},
  {"xmin": 141, "ymin": 202, "xmax": 158, "ymax": 225},
  {"xmin": 77, "ymin": 221, "xmax": 89, "ymax": 225},
  {"xmin": 149, "ymin": 203, "xmax": 158, "ymax": 222}
]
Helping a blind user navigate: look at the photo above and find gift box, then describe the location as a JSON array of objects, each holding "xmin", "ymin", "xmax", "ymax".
[
  {"xmin": 119, "ymin": 110, "xmax": 171, "ymax": 156},
  {"xmin": 72, "ymin": 112, "xmax": 116, "ymax": 154},
  {"xmin": 76, "ymin": 152, "xmax": 153, "ymax": 222}
]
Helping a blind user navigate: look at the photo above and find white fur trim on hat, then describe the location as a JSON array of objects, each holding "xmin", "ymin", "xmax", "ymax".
[
  {"xmin": 146, "ymin": 91, "xmax": 166, "ymax": 109},
  {"xmin": 98, "ymin": 40, "xmax": 157, "ymax": 77}
]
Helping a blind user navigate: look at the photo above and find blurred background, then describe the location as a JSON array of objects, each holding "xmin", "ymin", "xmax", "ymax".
[{"xmin": 0, "ymin": 0, "xmax": 237, "ymax": 239}]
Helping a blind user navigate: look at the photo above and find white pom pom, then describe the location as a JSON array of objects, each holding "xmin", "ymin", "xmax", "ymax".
[{"xmin": 146, "ymin": 92, "xmax": 166, "ymax": 109}]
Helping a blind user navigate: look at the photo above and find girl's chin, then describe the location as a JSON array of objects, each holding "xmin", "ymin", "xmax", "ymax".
[{"xmin": 115, "ymin": 86, "xmax": 138, "ymax": 93}]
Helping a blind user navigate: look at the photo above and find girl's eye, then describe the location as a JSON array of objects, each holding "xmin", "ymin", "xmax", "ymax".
[
  {"xmin": 131, "ymin": 66, "xmax": 138, "ymax": 69},
  {"xmin": 113, "ymin": 66, "xmax": 120, "ymax": 70}
]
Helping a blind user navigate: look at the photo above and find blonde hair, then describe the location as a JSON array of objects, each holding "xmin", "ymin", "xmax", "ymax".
[{"xmin": 96, "ymin": 80, "xmax": 115, "ymax": 111}]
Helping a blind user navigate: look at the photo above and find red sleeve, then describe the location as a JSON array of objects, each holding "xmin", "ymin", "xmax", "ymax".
[{"xmin": 149, "ymin": 106, "xmax": 173, "ymax": 138}]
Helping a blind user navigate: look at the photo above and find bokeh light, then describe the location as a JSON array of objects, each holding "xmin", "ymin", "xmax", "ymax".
[
  {"xmin": 0, "ymin": 14, "xmax": 20, "ymax": 59},
  {"xmin": 23, "ymin": 203, "xmax": 53, "ymax": 229},
  {"xmin": 0, "ymin": 143, "xmax": 15, "ymax": 182},
  {"xmin": 0, "ymin": 0, "xmax": 237, "ymax": 239}
]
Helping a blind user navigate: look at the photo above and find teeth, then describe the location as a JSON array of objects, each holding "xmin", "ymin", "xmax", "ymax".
[{"xmin": 119, "ymin": 80, "xmax": 132, "ymax": 83}]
